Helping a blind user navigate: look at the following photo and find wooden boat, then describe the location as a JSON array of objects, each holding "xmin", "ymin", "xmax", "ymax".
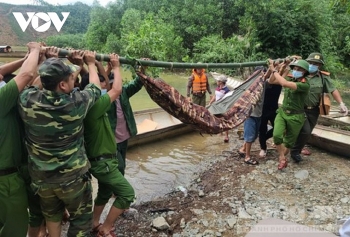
[
  {"xmin": 307, "ymin": 109, "xmax": 350, "ymax": 158},
  {"xmin": 128, "ymin": 107, "xmax": 193, "ymax": 147},
  {"xmin": 309, "ymin": 123, "xmax": 350, "ymax": 158},
  {"xmin": 0, "ymin": 51, "xmax": 27, "ymax": 58}
]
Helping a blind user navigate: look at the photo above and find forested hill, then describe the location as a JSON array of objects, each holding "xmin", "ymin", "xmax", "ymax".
[{"xmin": 0, "ymin": 2, "xmax": 91, "ymax": 45}]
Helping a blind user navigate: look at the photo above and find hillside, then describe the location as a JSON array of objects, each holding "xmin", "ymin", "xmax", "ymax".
[{"xmin": 0, "ymin": 2, "xmax": 91, "ymax": 46}]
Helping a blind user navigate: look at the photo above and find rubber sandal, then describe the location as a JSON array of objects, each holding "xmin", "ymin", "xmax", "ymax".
[
  {"xmin": 278, "ymin": 159, "xmax": 288, "ymax": 170},
  {"xmin": 301, "ymin": 148, "xmax": 311, "ymax": 155},
  {"xmin": 244, "ymin": 158, "xmax": 259, "ymax": 165}
]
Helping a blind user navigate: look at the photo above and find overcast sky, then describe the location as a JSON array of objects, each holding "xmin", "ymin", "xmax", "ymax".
[{"xmin": 0, "ymin": 0, "xmax": 113, "ymax": 7}]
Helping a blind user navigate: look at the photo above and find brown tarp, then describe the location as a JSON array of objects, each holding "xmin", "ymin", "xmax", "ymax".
[{"xmin": 137, "ymin": 69, "xmax": 265, "ymax": 134}]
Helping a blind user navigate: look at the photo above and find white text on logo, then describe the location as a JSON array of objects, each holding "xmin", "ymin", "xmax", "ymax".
[{"xmin": 12, "ymin": 12, "xmax": 70, "ymax": 32}]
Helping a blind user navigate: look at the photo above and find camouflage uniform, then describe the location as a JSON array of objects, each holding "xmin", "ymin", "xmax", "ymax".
[
  {"xmin": 0, "ymin": 79, "xmax": 28, "ymax": 237},
  {"xmin": 84, "ymin": 94, "xmax": 135, "ymax": 210},
  {"xmin": 18, "ymin": 58, "xmax": 101, "ymax": 237}
]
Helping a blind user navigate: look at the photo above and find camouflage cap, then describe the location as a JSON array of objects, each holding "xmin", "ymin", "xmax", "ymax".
[
  {"xmin": 306, "ymin": 52, "xmax": 324, "ymax": 65},
  {"xmin": 39, "ymin": 58, "xmax": 78, "ymax": 79}
]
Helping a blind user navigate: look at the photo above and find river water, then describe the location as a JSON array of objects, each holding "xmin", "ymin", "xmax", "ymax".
[{"xmin": 123, "ymin": 130, "xmax": 241, "ymax": 203}]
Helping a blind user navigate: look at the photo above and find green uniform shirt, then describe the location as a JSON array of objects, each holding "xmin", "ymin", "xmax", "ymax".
[
  {"xmin": 281, "ymin": 76, "xmax": 310, "ymax": 111},
  {"xmin": 18, "ymin": 84, "xmax": 100, "ymax": 184},
  {"xmin": 0, "ymin": 80, "xmax": 26, "ymax": 170},
  {"xmin": 84, "ymin": 94, "xmax": 116, "ymax": 158},
  {"xmin": 304, "ymin": 73, "xmax": 335, "ymax": 107}
]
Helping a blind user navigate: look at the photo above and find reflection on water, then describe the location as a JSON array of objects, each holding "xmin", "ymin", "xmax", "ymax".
[{"xmin": 124, "ymin": 130, "xmax": 241, "ymax": 203}]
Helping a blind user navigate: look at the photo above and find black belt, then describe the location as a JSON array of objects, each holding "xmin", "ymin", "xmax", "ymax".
[
  {"xmin": 304, "ymin": 106, "xmax": 318, "ymax": 110},
  {"xmin": 192, "ymin": 91, "xmax": 206, "ymax": 96},
  {"xmin": 0, "ymin": 167, "xmax": 18, "ymax": 176},
  {"xmin": 282, "ymin": 108, "xmax": 304, "ymax": 114},
  {"xmin": 89, "ymin": 154, "xmax": 116, "ymax": 162}
]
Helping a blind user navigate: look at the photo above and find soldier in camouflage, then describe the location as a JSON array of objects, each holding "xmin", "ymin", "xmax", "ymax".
[{"xmin": 18, "ymin": 51, "xmax": 101, "ymax": 237}]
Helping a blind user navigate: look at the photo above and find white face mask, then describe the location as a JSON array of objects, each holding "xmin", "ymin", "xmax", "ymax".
[
  {"xmin": 0, "ymin": 81, "xmax": 6, "ymax": 88},
  {"xmin": 101, "ymin": 89, "xmax": 107, "ymax": 95}
]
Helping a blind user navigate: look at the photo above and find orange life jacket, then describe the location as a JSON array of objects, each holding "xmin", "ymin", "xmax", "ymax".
[{"xmin": 192, "ymin": 69, "xmax": 207, "ymax": 93}]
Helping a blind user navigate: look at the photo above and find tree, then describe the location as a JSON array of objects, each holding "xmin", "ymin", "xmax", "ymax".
[
  {"xmin": 236, "ymin": 0, "xmax": 324, "ymax": 58},
  {"xmin": 85, "ymin": 1, "xmax": 125, "ymax": 52},
  {"xmin": 120, "ymin": 13, "xmax": 187, "ymax": 62}
]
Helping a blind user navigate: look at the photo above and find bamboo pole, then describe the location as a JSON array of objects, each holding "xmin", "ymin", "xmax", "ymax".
[
  {"xmin": 1, "ymin": 47, "xmax": 291, "ymax": 69},
  {"xmin": 56, "ymin": 48, "xmax": 270, "ymax": 69}
]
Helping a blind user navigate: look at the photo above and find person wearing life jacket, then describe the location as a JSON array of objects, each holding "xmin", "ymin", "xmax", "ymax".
[
  {"xmin": 268, "ymin": 59, "xmax": 310, "ymax": 170},
  {"xmin": 290, "ymin": 52, "xmax": 348, "ymax": 162},
  {"xmin": 187, "ymin": 65, "xmax": 212, "ymax": 107}
]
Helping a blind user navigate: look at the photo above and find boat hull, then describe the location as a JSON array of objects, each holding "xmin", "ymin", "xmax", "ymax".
[
  {"xmin": 309, "ymin": 124, "xmax": 350, "ymax": 158},
  {"xmin": 128, "ymin": 108, "xmax": 192, "ymax": 147}
]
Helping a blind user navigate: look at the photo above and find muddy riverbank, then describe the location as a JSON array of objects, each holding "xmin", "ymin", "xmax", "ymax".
[{"xmin": 95, "ymin": 132, "xmax": 350, "ymax": 237}]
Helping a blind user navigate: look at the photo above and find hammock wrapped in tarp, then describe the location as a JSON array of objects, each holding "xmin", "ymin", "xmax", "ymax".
[{"xmin": 136, "ymin": 69, "xmax": 265, "ymax": 134}]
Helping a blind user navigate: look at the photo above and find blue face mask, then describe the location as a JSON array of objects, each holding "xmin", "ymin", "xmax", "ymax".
[
  {"xmin": 292, "ymin": 70, "xmax": 303, "ymax": 79},
  {"xmin": 309, "ymin": 64, "xmax": 319, "ymax": 73},
  {"xmin": 101, "ymin": 89, "xmax": 107, "ymax": 95}
]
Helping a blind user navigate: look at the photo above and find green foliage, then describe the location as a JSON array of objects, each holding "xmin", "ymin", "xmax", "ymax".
[
  {"xmin": 193, "ymin": 34, "xmax": 265, "ymax": 63},
  {"xmin": 120, "ymin": 13, "xmax": 187, "ymax": 62},
  {"xmin": 55, "ymin": 2, "xmax": 91, "ymax": 34},
  {"xmin": 85, "ymin": 1, "xmax": 125, "ymax": 51},
  {"xmin": 102, "ymin": 33, "xmax": 121, "ymax": 53},
  {"xmin": 236, "ymin": 0, "xmax": 322, "ymax": 58},
  {"xmin": 45, "ymin": 34, "xmax": 86, "ymax": 49},
  {"xmin": 157, "ymin": 0, "xmax": 224, "ymax": 54}
]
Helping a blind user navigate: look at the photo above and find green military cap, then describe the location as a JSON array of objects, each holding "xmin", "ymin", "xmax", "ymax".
[
  {"xmin": 289, "ymin": 59, "xmax": 310, "ymax": 76},
  {"xmin": 306, "ymin": 52, "xmax": 324, "ymax": 65},
  {"xmin": 39, "ymin": 58, "xmax": 78, "ymax": 79},
  {"xmin": 290, "ymin": 59, "xmax": 309, "ymax": 72}
]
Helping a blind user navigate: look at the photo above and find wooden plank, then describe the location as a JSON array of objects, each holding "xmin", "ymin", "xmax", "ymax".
[{"xmin": 309, "ymin": 125, "xmax": 350, "ymax": 158}]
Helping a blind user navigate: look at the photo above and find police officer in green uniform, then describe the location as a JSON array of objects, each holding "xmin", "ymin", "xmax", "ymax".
[
  {"xmin": 290, "ymin": 52, "xmax": 348, "ymax": 162},
  {"xmin": 0, "ymin": 42, "xmax": 41, "ymax": 237},
  {"xmin": 81, "ymin": 54, "xmax": 135, "ymax": 237},
  {"xmin": 268, "ymin": 59, "xmax": 310, "ymax": 170}
]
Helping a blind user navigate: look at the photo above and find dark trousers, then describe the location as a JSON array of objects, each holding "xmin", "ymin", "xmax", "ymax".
[
  {"xmin": 291, "ymin": 108, "xmax": 319, "ymax": 155},
  {"xmin": 259, "ymin": 109, "xmax": 277, "ymax": 150},
  {"xmin": 117, "ymin": 139, "xmax": 128, "ymax": 176}
]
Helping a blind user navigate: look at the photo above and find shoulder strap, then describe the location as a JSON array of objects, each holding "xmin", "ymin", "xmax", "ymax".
[
  {"xmin": 319, "ymin": 71, "xmax": 327, "ymax": 114},
  {"xmin": 320, "ymin": 70, "xmax": 330, "ymax": 76}
]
